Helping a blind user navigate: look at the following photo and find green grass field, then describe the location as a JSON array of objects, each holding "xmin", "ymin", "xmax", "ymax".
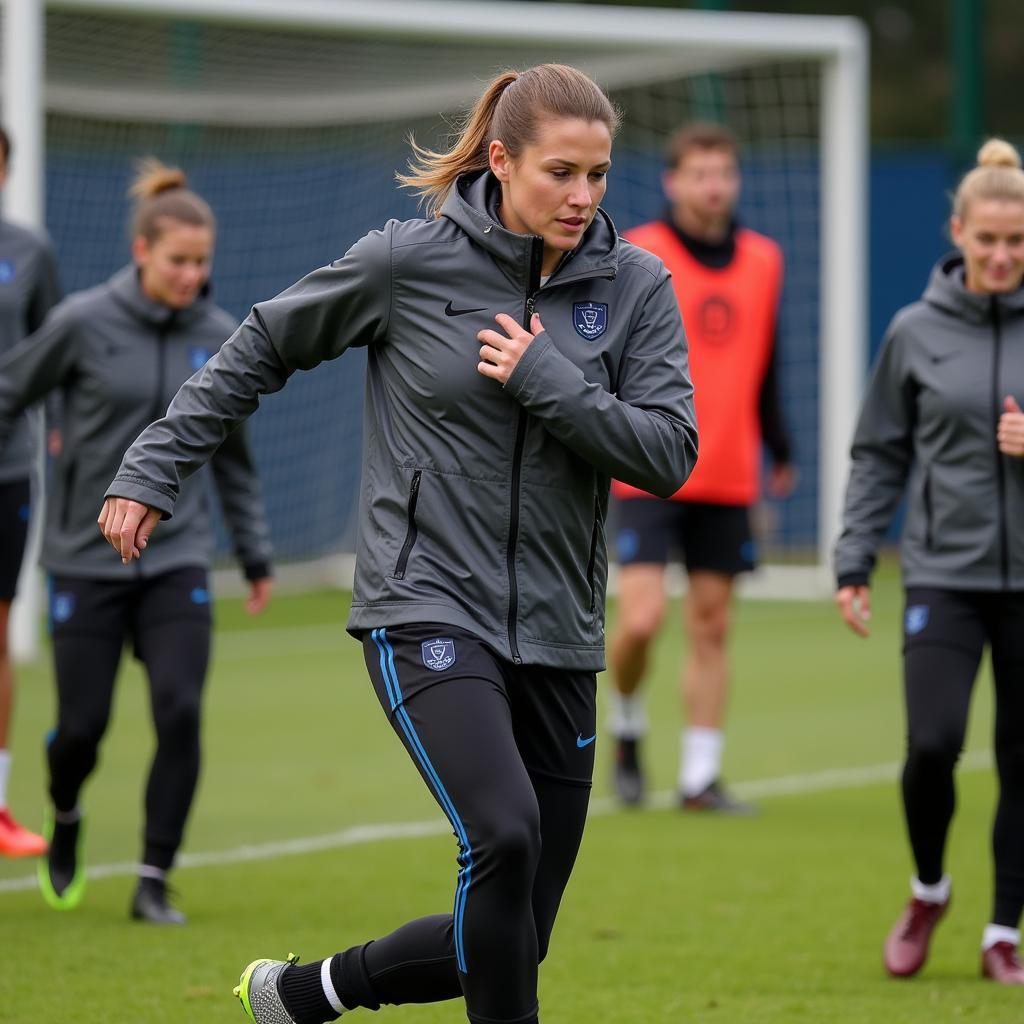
[{"xmin": 2, "ymin": 569, "xmax": 1018, "ymax": 1023}]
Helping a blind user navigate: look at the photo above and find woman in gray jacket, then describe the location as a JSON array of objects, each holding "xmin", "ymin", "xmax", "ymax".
[
  {"xmin": 835, "ymin": 139, "xmax": 1024, "ymax": 985},
  {"xmin": 0, "ymin": 160, "xmax": 273, "ymax": 923},
  {"xmin": 101, "ymin": 65, "xmax": 697, "ymax": 1024}
]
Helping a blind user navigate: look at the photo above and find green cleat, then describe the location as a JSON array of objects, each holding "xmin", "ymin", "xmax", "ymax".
[
  {"xmin": 234, "ymin": 953, "xmax": 310, "ymax": 1023},
  {"xmin": 36, "ymin": 809, "xmax": 86, "ymax": 911}
]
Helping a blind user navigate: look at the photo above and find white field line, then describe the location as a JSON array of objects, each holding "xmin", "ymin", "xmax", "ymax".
[{"xmin": 0, "ymin": 750, "xmax": 992, "ymax": 895}]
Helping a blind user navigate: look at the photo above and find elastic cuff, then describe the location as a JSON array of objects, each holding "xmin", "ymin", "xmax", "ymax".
[
  {"xmin": 836, "ymin": 572, "xmax": 869, "ymax": 589},
  {"xmin": 242, "ymin": 561, "xmax": 272, "ymax": 582},
  {"xmin": 335, "ymin": 945, "xmax": 381, "ymax": 1012}
]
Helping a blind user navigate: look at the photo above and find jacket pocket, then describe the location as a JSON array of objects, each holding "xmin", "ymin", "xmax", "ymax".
[
  {"xmin": 586, "ymin": 496, "xmax": 603, "ymax": 612},
  {"xmin": 391, "ymin": 470, "xmax": 422, "ymax": 580},
  {"xmin": 921, "ymin": 467, "xmax": 933, "ymax": 551},
  {"xmin": 60, "ymin": 460, "xmax": 77, "ymax": 532}
]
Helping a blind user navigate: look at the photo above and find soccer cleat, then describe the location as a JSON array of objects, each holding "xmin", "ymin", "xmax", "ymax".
[
  {"xmin": 36, "ymin": 809, "xmax": 86, "ymax": 910},
  {"xmin": 613, "ymin": 737, "xmax": 645, "ymax": 806},
  {"xmin": 982, "ymin": 941, "xmax": 1024, "ymax": 984},
  {"xmin": 235, "ymin": 953, "xmax": 330, "ymax": 1023},
  {"xmin": 680, "ymin": 779, "xmax": 757, "ymax": 815},
  {"xmin": 0, "ymin": 808, "xmax": 48, "ymax": 858},
  {"xmin": 131, "ymin": 876, "xmax": 186, "ymax": 925},
  {"xmin": 883, "ymin": 896, "xmax": 949, "ymax": 977}
]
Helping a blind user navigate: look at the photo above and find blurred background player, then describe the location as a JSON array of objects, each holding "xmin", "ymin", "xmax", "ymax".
[
  {"xmin": 608, "ymin": 122, "xmax": 796, "ymax": 810},
  {"xmin": 835, "ymin": 138, "xmax": 1024, "ymax": 985},
  {"xmin": 0, "ymin": 159, "xmax": 273, "ymax": 921},
  {"xmin": 0, "ymin": 124, "xmax": 60, "ymax": 858},
  {"xmin": 100, "ymin": 64, "xmax": 696, "ymax": 1024}
]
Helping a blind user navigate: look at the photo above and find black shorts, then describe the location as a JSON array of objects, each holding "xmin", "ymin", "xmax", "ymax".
[
  {"xmin": 48, "ymin": 566, "xmax": 212, "ymax": 653},
  {"xmin": 613, "ymin": 496, "xmax": 756, "ymax": 576},
  {"xmin": 0, "ymin": 478, "xmax": 32, "ymax": 602}
]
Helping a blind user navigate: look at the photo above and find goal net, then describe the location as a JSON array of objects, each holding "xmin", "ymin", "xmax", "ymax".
[{"xmin": 4, "ymin": 0, "xmax": 867, "ymax": 623}]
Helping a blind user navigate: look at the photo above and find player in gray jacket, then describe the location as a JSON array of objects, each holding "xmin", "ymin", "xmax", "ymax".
[
  {"xmin": 102, "ymin": 66, "xmax": 697, "ymax": 1023},
  {"xmin": 0, "ymin": 125, "xmax": 60, "ymax": 859},
  {"xmin": 835, "ymin": 139, "xmax": 1024, "ymax": 985},
  {"xmin": 0, "ymin": 159, "xmax": 273, "ymax": 923}
]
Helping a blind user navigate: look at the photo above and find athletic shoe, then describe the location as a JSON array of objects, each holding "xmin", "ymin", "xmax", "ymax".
[
  {"xmin": 235, "ymin": 953, "xmax": 326, "ymax": 1023},
  {"xmin": 36, "ymin": 809, "xmax": 86, "ymax": 910},
  {"xmin": 613, "ymin": 737, "xmax": 645, "ymax": 806},
  {"xmin": 680, "ymin": 779, "xmax": 756, "ymax": 815},
  {"xmin": 982, "ymin": 941, "xmax": 1024, "ymax": 984},
  {"xmin": 131, "ymin": 876, "xmax": 186, "ymax": 925},
  {"xmin": 883, "ymin": 896, "xmax": 949, "ymax": 977},
  {"xmin": 0, "ymin": 808, "xmax": 47, "ymax": 857}
]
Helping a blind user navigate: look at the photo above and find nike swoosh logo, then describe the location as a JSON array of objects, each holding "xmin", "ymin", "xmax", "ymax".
[
  {"xmin": 445, "ymin": 301, "xmax": 487, "ymax": 317},
  {"xmin": 576, "ymin": 733, "xmax": 597, "ymax": 748}
]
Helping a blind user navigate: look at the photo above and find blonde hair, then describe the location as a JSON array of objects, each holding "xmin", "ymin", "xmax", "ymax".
[
  {"xmin": 130, "ymin": 157, "xmax": 215, "ymax": 242},
  {"xmin": 953, "ymin": 138, "xmax": 1024, "ymax": 219},
  {"xmin": 397, "ymin": 63, "xmax": 621, "ymax": 218}
]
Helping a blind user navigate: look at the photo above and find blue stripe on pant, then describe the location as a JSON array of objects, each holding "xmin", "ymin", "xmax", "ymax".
[{"xmin": 372, "ymin": 627, "xmax": 474, "ymax": 974}]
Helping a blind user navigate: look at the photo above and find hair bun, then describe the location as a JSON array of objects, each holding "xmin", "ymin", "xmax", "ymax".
[
  {"xmin": 130, "ymin": 157, "xmax": 187, "ymax": 200},
  {"xmin": 977, "ymin": 138, "xmax": 1022, "ymax": 171}
]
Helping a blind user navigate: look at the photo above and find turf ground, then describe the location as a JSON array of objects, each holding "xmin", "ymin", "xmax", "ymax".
[{"xmin": 1, "ymin": 567, "xmax": 1019, "ymax": 1022}]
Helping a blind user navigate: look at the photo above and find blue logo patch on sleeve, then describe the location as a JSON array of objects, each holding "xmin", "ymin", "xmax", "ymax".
[
  {"xmin": 574, "ymin": 301, "xmax": 608, "ymax": 340},
  {"xmin": 190, "ymin": 587, "xmax": 211, "ymax": 605},
  {"xmin": 51, "ymin": 592, "xmax": 75, "ymax": 624},
  {"xmin": 422, "ymin": 638, "xmax": 456, "ymax": 672},
  {"xmin": 189, "ymin": 346, "xmax": 211, "ymax": 371},
  {"xmin": 0, "ymin": 260, "xmax": 15, "ymax": 284},
  {"xmin": 905, "ymin": 605, "xmax": 929, "ymax": 635}
]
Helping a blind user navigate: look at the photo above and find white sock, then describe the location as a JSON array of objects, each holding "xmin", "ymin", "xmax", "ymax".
[
  {"xmin": 0, "ymin": 749, "xmax": 9, "ymax": 809},
  {"xmin": 911, "ymin": 874, "xmax": 951, "ymax": 904},
  {"xmin": 983, "ymin": 924, "xmax": 1021, "ymax": 951},
  {"xmin": 608, "ymin": 692, "xmax": 648, "ymax": 740},
  {"xmin": 680, "ymin": 727, "xmax": 723, "ymax": 796},
  {"xmin": 139, "ymin": 864, "xmax": 167, "ymax": 882}
]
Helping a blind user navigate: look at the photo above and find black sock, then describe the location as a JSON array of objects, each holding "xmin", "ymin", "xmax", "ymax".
[
  {"xmin": 48, "ymin": 818, "xmax": 80, "ymax": 893},
  {"xmin": 279, "ymin": 961, "xmax": 340, "ymax": 1024},
  {"xmin": 333, "ymin": 946, "xmax": 380, "ymax": 1010}
]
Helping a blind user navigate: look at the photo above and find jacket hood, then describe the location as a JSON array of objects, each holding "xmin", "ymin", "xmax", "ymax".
[
  {"xmin": 107, "ymin": 264, "xmax": 215, "ymax": 328},
  {"xmin": 441, "ymin": 170, "xmax": 618, "ymax": 287},
  {"xmin": 923, "ymin": 252, "xmax": 1024, "ymax": 325}
]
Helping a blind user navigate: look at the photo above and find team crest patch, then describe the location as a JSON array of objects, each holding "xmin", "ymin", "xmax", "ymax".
[
  {"xmin": 905, "ymin": 605, "xmax": 929, "ymax": 636},
  {"xmin": 422, "ymin": 638, "xmax": 456, "ymax": 672},
  {"xmin": 189, "ymin": 346, "xmax": 211, "ymax": 371},
  {"xmin": 51, "ymin": 591, "xmax": 75, "ymax": 624},
  {"xmin": 0, "ymin": 260, "xmax": 14, "ymax": 284},
  {"xmin": 574, "ymin": 301, "xmax": 608, "ymax": 340}
]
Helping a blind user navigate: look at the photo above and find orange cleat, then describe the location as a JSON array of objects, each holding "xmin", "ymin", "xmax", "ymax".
[{"xmin": 0, "ymin": 808, "xmax": 48, "ymax": 858}]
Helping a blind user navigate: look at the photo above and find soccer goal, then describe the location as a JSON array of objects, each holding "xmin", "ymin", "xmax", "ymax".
[{"xmin": 3, "ymin": 0, "xmax": 867, "ymax": 657}]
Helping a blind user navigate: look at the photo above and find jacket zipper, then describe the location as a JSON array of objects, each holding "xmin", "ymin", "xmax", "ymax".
[
  {"xmin": 152, "ymin": 317, "xmax": 172, "ymax": 425},
  {"xmin": 504, "ymin": 235, "xmax": 545, "ymax": 664},
  {"xmin": 992, "ymin": 296, "xmax": 1010, "ymax": 587},
  {"xmin": 921, "ymin": 468, "xmax": 933, "ymax": 551},
  {"xmin": 60, "ymin": 460, "xmax": 77, "ymax": 531},
  {"xmin": 392, "ymin": 470, "xmax": 422, "ymax": 580},
  {"xmin": 585, "ymin": 495, "xmax": 603, "ymax": 613}
]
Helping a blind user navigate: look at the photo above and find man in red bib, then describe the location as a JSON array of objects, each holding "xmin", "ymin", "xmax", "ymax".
[{"xmin": 608, "ymin": 122, "xmax": 796, "ymax": 811}]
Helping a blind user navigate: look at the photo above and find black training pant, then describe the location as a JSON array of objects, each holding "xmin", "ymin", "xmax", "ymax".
[
  {"xmin": 901, "ymin": 587, "xmax": 1024, "ymax": 926},
  {"xmin": 342, "ymin": 624, "xmax": 596, "ymax": 1024},
  {"xmin": 47, "ymin": 568, "xmax": 212, "ymax": 871}
]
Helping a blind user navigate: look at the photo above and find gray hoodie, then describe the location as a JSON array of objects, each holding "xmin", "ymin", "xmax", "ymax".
[
  {"xmin": 0, "ymin": 218, "xmax": 60, "ymax": 483},
  {"xmin": 0, "ymin": 265, "xmax": 272, "ymax": 580},
  {"xmin": 835, "ymin": 253, "xmax": 1024, "ymax": 591},
  {"xmin": 108, "ymin": 171, "xmax": 697, "ymax": 668}
]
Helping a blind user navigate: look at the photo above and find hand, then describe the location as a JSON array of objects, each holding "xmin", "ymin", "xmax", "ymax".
[
  {"xmin": 767, "ymin": 462, "xmax": 798, "ymax": 499},
  {"xmin": 246, "ymin": 577, "xmax": 273, "ymax": 616},
  {"xmin": 836, "ymin": 585, "xmax": 871, "ymax": 637},
  {"xmin": 998, "ymin": 395, "xmax": 1024, "ymax": 457},
  {"xmin": 477, "ymin": 312, "xmax": 544, "ymax": 386},
  {"xmin": 97, "ymin": 496, "xmax": 161, "ymax": 564}
]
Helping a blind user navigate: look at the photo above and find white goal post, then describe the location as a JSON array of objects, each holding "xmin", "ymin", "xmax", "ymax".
[{"xmin": 3, "ymin": 0, "xmax": 868, "ymax": 659}]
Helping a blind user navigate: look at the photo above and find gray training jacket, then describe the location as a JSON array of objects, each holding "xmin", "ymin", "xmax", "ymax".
[
  {"xmin": 0, "ymin": 219, "xmax": 60, "ymax": 483},
  {"xmin": 0, "ymin": 265, "xmax": 273, "ymax": 581},
  {"xmin": 107, "ymin": 171, "xmax": 697, "ymax": 668},
  {"xmin": 835, "ymin": 253, "xmax": 1024, "ymax": 591}
]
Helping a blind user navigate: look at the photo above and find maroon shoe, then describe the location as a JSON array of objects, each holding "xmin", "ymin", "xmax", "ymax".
[
  {"xmin": 982, "ymin": 942, "xmax": 1024, "ymax": 985},
  {"xmin": 883, "ymin": 897, "xmax": 949, "ymax": 977}
]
